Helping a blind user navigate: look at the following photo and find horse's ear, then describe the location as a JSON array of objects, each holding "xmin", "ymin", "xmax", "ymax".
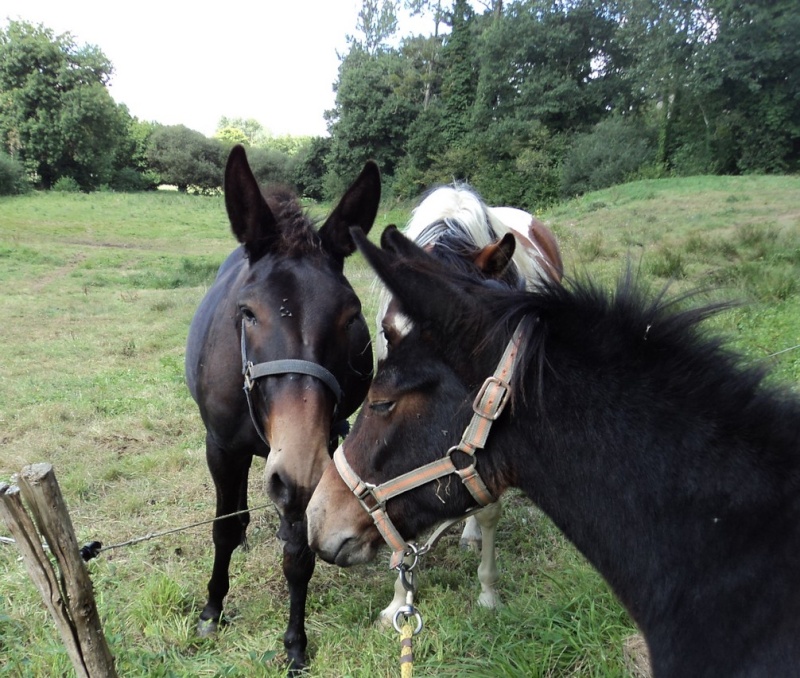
[
  {"xmin": 473, "ymin": 233, "xmax": 516, "ymax": 279},
  {"xmin": 319, "ymin": 161, "xmax": 381, "ymax": 263},
  {"xmin": 224, "ymin": 145, "xmax": 277, "ymax": 262},
  {"xmin": 351, "ymin": 226, "xmax": 475, "ymax": 334}
]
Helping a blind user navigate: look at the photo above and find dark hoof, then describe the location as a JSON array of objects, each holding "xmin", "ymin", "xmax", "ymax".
[{"xmin": 287, "ymin": 658, "xmax": 307, "ymax": 675}]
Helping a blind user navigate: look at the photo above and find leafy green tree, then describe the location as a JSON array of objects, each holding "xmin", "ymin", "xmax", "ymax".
[
  {"xmin": 701, "ymin": 0, "xmax": 800, "ymax": 173},
  {"xmin": 561, "ymin": 115, "xmax": 657, "ymax": 196},
  {"xmin": 325, "ymin": 46, "xmax": 418, "ymax": 194},
  {"xmin": 266, "ymin": 134, "xmax": 312, "ymax": 157},
  {"xmin": 294, "ymin": 136, "xmax": 332, "ymax": 200},
  {"xmin": 215, "ymin": 126, "xmax": 250, "ymax": 147},
  {"xmin": 460, "ymin": 118, "xmax": 566, "ymax": 209},
  {"xmin": 243, "ymin": 145, "xmax": 300, "ymax": 187},
  {"xmin": 403, "ymin": 1, "xmax": 447, "ymax": 108},
  {"xmin": 439, "ymin": 0, "xmax": 477, "ymax": 143},
  {"xmin": 393, "ymin": 0, "xmax": 477, "ymax": 195},
  {"xmin": 146, "ymin": 125, "xmax": 226, "ymax": 192},
  {"xmin": 329, "ymin": 0, "xmax": 798, "ymax": 203},
  {"xmin": 215, "ymin": 117, "xmax": 270, "ymax": 146},
  {"xmin": 474, "ymin": 1, "xmax": 620, "ymax": 132},
  {"xmin": 350, "ymin": 0, "xmax": 400, "ymax": 55},
  {"xmin": 613, "ymin": 0, "xmax": 716, "ymax": 170},
  {"xmin": 0, "ymin": 20, "xmax": 128, "ymax": 190},
  {"xmin": 109, "ymin": 116, "xmax": 160, "ymax": 191},
  {"xmin": 611, "ymin": 0, "xmax": 799, "ymax": 174}
]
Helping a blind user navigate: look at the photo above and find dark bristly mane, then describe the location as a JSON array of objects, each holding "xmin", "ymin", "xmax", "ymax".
[
  {"xmin": 258, "ymin": 186, "xmax": 322, "ymax": 257},
  {"xmin": 467, "ymin": 266, "xmax": 798, "ymax": 459},
  {"xmin": 394, "ymin": 242, "xmax": 790, "ymax": 435}
]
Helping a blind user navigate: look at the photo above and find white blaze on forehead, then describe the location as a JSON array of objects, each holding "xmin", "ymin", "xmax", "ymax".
[
  {"xmin": 375, "ymin": 305, "xmax": 414, "ymax": 360},
  {"xmin": 390, "ymin": 310, "xmax": 414, "ymax": 338}
]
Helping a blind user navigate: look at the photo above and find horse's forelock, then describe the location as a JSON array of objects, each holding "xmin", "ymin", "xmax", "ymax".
[{"xmin": 407, "ymin": 186, "xmax": 495, "ymax": 247}]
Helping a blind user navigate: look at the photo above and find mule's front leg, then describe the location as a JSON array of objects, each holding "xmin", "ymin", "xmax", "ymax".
[
  {"xmin": 279, "ymin": 515, "xmax": 315, "ymax": 673},
  {"xmin": 199, "ymin": 447, "xmax": 251, "ymax": 635}
]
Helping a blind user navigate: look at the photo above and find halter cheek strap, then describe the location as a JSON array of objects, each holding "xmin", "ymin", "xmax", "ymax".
[{"xmin": 333, "ymin": 321, "xmax": 525, "ymax": 569}]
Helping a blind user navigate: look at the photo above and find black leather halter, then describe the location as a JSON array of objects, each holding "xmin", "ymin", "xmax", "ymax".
[{"xmin": 240, "ymin": 320, "xmax": 344, "ymax": 447}]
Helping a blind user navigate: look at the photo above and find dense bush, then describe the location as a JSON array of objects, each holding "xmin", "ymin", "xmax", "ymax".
[
  {"xmin": 110, "ymin": 167, "xmax": 159, "ymax": 192},
  {"xmin": 51, "ymin": 176, "xmax": 81, "ymax": 193},
  {"xmin": 244, "ymin": 146, "xmax": 300, "ymax": 188},
  {"xmin": 0, "ymin": 152, "xmax": 30, "ymax": 195},
  {"xmin": 560, "ymin": 117, "xmax": 657, "ymax": 197},
  {"xmin": 146, "ymin": 125, "xmax": 226, "ymax": 193}
]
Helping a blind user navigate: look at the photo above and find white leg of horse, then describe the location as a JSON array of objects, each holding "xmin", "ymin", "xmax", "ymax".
[
  {"xmin": 460, "ymin": 515, "xmax": 483, "ymax": 551},
  {"xmin": 475, "ymin": 500, "xmax": 502, "ymax": 609},
  {"xmin": 377, "ymin": 553, "xmax": 416, "ymax": 628}
]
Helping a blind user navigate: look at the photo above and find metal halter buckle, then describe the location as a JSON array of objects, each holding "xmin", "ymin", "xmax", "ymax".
[
  {"xmin": 472, "ymin": 376, "xmax": 511, "ymax": 420},
  {"xmin": 242, "ymin": 362, "xmax": 255, "ymax": 392}
]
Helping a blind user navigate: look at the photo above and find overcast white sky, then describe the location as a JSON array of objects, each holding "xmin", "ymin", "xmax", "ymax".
[{"xmin": 2, "ymin": 0, "xmax": 408, "ymax": 138}]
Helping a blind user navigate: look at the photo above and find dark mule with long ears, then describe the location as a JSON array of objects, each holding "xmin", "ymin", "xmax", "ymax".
[
  {"xmin": 186, "ymin": 146, "xmax": 379, "ymax": 671},
  {"xmin": 308, "ymin": 226, "xmax": 800, "ymax": 677}
]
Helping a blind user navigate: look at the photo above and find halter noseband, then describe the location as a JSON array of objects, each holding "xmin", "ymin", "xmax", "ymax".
[
  {"xmin": 333, "ymin": 322, "xmax": 525, "ymax": 569},
  {"xmin": 241, "ymin": 319, "xmax": 345, "ymax": 446}
]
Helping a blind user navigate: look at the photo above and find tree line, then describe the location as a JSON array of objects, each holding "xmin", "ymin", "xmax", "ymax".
[
  {"xmin": 1, "ymin": 0, "xmax": 798, "ymax": 207},
  {"xmin": 0, "ymin": 21, "xmax": 313, "ymax": 196},
  {"xmin": 326, "ymin": 0, "xmax": 798, "ymax": 208}
]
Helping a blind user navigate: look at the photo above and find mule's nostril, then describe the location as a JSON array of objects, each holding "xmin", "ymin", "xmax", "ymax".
[{"xmin": 268, "ymin": 471, "xmax": 291, "ymax": 508}]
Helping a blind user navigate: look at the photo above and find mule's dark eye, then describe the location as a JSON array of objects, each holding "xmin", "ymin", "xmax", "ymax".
[
  {"xmin": 240, "ymin": 307, "xmax": 256, "ymax": 324},
  {"xmin": 369, "ymin": 400, "xmax": 396, "ymax": 415},
  {"xmin": 346, "ymin": 313, "xmax": 363, "ymax": 330}
]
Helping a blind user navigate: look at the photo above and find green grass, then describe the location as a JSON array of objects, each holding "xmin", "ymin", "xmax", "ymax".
[{"xmin": 1, "ymin": 176, "xmax": 799, "ymax": 676}]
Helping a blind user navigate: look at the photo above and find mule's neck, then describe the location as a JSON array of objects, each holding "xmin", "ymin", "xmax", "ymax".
[{"xmin": 484, "ymin": 354, "xmax": 800, "ymax": 676}]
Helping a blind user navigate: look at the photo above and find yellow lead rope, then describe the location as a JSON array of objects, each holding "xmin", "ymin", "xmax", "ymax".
[{"xmin": 400, "ymin": 622, "xmax": 414, "ymax": 677}]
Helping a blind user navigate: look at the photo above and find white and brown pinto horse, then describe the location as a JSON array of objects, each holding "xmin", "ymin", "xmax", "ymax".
[{"xmin": 374, "ymin": 185, "xmax": 562, "ymax": 623}]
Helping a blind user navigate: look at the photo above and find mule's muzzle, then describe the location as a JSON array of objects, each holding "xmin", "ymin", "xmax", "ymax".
[{"xmin": 307, "ymin": 511, "xmax": 378, "ymax": 567}]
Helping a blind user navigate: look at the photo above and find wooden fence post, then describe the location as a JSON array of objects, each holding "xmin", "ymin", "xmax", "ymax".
[{"xmin": 0, "ymin": 463, "xmax": 117, "ymax": 678}]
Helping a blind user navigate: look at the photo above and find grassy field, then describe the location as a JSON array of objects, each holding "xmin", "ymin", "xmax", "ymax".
[{"xmin": 0, "ymin": 176, "xmax": 798, "ymax": 677}]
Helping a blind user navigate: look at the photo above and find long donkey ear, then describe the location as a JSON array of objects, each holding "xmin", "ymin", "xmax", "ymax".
[
  {"xmin": 318, "ymin": 161, "xmax": 381, "ymax": 264},
  {"xmin": 224, "ymin": 145, "xmax": 277, "ymax": 263},
  {"xmin": 351, "ymin": 226, "xmax": 476, "ymax": 337}
]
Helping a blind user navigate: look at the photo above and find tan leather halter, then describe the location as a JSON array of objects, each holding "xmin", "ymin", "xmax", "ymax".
[{"xmin": 333, "ymin": 322, "xmax": 525, "ymax": 569}]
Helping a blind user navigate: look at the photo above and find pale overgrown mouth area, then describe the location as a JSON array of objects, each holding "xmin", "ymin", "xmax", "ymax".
[{"xmin": 1, "ymin": 180, "xmax": 799, "ymax": 675}]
